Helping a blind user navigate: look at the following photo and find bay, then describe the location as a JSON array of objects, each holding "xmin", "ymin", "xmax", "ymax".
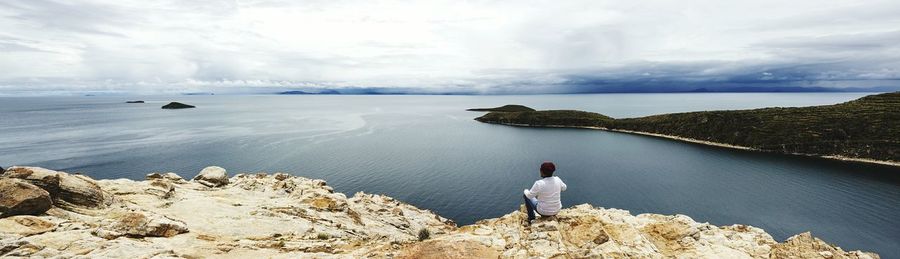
[{"xmin": 1, "ymin": 93, "xmax": 898, "ymax": 257}]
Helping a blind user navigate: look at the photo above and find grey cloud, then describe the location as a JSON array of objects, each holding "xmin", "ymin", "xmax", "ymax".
[
  {"xmin": 0, "ymin": 0, "xmax": 899, "ymax": 94},
  {"xmin": 0, "ymin": 0, "xmax": 132, "ymax": 37}
]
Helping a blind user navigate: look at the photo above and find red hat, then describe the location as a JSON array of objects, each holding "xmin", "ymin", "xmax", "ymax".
[{"xmin": 540, "ymin": 162, "xmax": 556, "ymax": 175}]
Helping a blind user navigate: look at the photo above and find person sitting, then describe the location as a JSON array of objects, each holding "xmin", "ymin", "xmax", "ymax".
[{"xmin": 523, "ymin": 161, "xmax": 567, "ymax": 225}]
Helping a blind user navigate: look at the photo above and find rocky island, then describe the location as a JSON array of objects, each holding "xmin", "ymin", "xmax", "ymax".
[
  {"xmin": 473, "ymin": 92, "xmax": 900, "ymax": 166},
  {"xmin": 467, "ymin": 105, "xmax": 536, "ymax": 112},
  {"xmin": 0, "ymin": 166, "xmax": 879, "ymax": 258},
  {"xmin": 161, "ymin": 102, "xmax": 196, "ymax": 109}
]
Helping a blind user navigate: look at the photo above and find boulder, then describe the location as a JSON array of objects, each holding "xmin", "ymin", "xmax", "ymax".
[
  {"xmin": 145, "ymin": 180, "xmax": 175, "ymax": 199},
  {"xmin": 2, "ymin": 167, "xmax": 109, "ymax": 210},
  {"xmin": 0, "ymin": 179, "xmax": 52, "ymax": 218},
  {"xmin": 97, "ymin": 210, "xmax": 188, "ymax": 239},
  {"xmin": 145, "ymin": 172, "xmax": 185, "ymax": 183},
  {"xmin": 193, "ymin": 166, "xmax": 228, "ymax": 187}
]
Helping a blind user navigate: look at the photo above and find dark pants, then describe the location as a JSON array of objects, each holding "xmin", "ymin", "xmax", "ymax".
[{"xmin": 523, "ymin": 195, "xmax": 539, "ymax": 221}]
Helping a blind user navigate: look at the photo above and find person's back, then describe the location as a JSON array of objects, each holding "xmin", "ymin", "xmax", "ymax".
[
  {"xmin": 525, "ymin": 176, "xmax": 567, "ymax": 215},
  {"xmin": 523, "ymin": 162, "xmax": 567, "ymax": 224}
]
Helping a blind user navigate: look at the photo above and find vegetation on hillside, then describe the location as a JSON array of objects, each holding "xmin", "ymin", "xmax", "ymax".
[
  {"xmin": 467, "ymin": 104, "xmax": 536, "ymax": 112},
  {"xmin": 476, "ymin": 110, "xmax": 614, "ymax": 127},
  {"xmin": 473, "ymin": 92, "xmax": 900, "ymax": 162}
]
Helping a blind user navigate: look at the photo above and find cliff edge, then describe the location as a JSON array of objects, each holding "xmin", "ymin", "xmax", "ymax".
[{"xmin": 0, "ymin": 166, "xmax": 879, "ymax": 258}]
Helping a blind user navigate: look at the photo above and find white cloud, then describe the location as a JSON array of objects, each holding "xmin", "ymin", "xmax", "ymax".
[{"xmin": 1, "ymin": 0, "xmax": 899, "ymax": 93}]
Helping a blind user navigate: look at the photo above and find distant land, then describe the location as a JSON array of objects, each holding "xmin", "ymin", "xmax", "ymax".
[
  {"xmin": 161, "ymin": 102, "xmax": 195, "ymax": 109},
  {"xmin": 473, "ymin": 92, "xmax": 900, "ymax": 166},
  {"xmin": 269, "ymin": 85, "xmax": 900, "ymax": 96},
  {"xmin": 466, "ymin": 105, "xmax": 535, "ymax": 112},
  {"xmin": 279, "ymin": 89, "xmax": 342, "ymax": 95}
]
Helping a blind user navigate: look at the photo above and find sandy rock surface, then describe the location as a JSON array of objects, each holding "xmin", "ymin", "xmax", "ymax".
[
  {"xmin": 0, "ymin": 166, "xmax": 880, "ymax": 258},
  {"xmin": 0, "ymin": 179, "xmax": 52, "ymax": 218}
]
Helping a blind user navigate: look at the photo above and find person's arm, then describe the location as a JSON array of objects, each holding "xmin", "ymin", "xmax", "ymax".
[
  {"xmin": 524, "ymin": 181, "xmax": 542, "ymax": 198},
  {"xmin": 559, "ymin": 177, "xmax": 567, "ymax": 192}
]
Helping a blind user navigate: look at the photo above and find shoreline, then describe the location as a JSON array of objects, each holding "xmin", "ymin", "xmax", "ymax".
[
  {"xmin": 0, "ymin": 166, "xmax": 882, "ymax": 258},
  {"xmin": 486, "ymin": 122, "xmax": 900, "ymax": 167}
]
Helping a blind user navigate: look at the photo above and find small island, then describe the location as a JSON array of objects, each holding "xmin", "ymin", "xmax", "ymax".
[
  {"xmin": 279, "ymin": 90, "xmax": 311, "ymax": 95},
  {"xmin": 161, "ymin": 102, "xmax": 195, "ymax": 109},
  {"xmin": 473, "ymin": 92, "xmax": 900, "ymax": 166},
  {"xmin": 125, "ymin": 101, "xmax": 145, "ymax": 103},
  {"xmin": 466, "ymin": 104, "xmax": 536, "ymax": 112}
]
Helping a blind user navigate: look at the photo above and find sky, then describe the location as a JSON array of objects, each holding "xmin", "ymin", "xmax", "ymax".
[{"xmin": 1, "ymin": 0, "xmax": 899, "ymax": 95}]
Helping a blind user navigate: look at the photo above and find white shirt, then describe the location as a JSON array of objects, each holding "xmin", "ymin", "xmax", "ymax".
[{"xmin": 523, "ymin": 176, "xmax": 567, "ymax": 215}]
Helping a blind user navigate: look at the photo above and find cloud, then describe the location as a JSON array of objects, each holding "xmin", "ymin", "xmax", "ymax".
[{"xmin": 1, "ymin": 0, "xmax": 899, "ymax": 94}]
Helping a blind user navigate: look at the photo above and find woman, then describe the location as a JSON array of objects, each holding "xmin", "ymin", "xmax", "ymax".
[{"xmin": 523, "ymin": 161, "xmax": 567, "ymax": 224}]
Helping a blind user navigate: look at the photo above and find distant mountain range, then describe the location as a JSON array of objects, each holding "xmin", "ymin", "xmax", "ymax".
[
  {"xmin": 274, "ymin": 85, "xmax": 898, "ymax": 95},
  {"xmin": 279, "ymin": 90, "xmax": 341, "ymax": 95}
]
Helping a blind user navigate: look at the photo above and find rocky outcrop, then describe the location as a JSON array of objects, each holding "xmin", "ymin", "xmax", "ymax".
[
  {"xmin": 2, "ymin": 167, "xmax": 110, "ymax": 210},
  {"xmin": 0, "ymin": 166, "xmax": 880, "ymax": 258},
  {"xmin": 94, "ymin": 210, "xmax": 189, "ymax": 239},
  {"xmin": 192, "ymin": 166, "xmax": 229, "ymax": 187},
  {"xmin": 0, "ymin": 179, "xmax": 52, "ymax": 218},
  {"xmin": 390, "ymin": 205, "xmax": 878, "ymax": 259},
  {"xmin": 146, "ymin": 172, "xmax": 186, "ymax": 182}
]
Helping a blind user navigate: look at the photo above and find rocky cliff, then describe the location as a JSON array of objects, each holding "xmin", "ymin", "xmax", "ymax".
[{"xmin": 0, "ymin": 166, "xmax": 880, "ymax": 258}]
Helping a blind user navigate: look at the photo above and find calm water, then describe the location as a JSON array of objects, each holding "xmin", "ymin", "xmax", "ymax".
[{"xmin": 2, "ymin": 93, "xmax": 898, "ymax": 257}]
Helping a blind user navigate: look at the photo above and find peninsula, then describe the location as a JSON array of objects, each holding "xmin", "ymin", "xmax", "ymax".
[
  {"xmin": 467, "ymin": 105, "xmax": 536, "ymax": 112},
  {"xmin": 473, "ymin": 92, "xmax": 900, "ymax": 166},
  {"xmin": 0, "ymin": 166, "xmax": 878, "ymax": 258}
]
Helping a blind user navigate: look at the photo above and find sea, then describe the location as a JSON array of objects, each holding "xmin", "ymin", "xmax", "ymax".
[{"xmin": 2, "ymin": 93, "xmax": 898, "ymax": 257}]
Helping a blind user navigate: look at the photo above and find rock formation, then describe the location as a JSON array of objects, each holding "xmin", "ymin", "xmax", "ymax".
[
  {"xmin": 0, "ymin": 179, "xmax": 52, "ymax": 218},
  {"xmin": 0, "ymin": 166, "xmax": 880, "ymax": 258},
  {"xmin": 2, "ymin": 167, "xmax": 111, "ymax": 211},
  {"xmin": 192, "ymin": 166, "xmax": 229, "ymax": 187}
]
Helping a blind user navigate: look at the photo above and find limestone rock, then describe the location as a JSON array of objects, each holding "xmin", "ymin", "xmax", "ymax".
[
  {"xmin": 0, "ymin": 216, "xmax": 56, "ymax": 236},
  {"xmin": 98, "ymin": 210, "xmax": 188, "ymax": 238},
  {"xmin": 770, "ymin": 232, "xmax": 880, "ymax": 259},
  {"xmin": 397, "ymin": 240, "xmax": 501, "ymax": 258},
  {"xmin": 0, "ymin": 166, "xmax": 879, "ymax": 258},
  {"xmin": 2, "ymin": 166, "xmax": 109, "ymax": 210},
  {"xmin": 145, "ymin": 180, "xmax": 175, "ymax": 199},
  {"xmin": 0, "ymin": 178, "xmax": 52, "ymax": 218},
  {"xmin": 146, "ymin": 172, "xmax": 185, "ymax": 183},
  {"xmin": 193, "ymin": 166, "xmax": 229, "ymax": 187}
]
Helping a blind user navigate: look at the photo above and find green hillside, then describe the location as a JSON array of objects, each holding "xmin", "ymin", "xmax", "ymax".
[
  {"xmin": 473, "ymin": 92, "xmax": 900, "ymax": 163},
  {"xmin": 467, "ymin": 104, "xmax": 536, "ymax": 112}
]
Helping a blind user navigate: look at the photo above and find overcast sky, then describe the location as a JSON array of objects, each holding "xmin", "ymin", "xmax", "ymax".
[{"xmin": 1, "ymin": 0, "xmax": 899, "ymax": 94}]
